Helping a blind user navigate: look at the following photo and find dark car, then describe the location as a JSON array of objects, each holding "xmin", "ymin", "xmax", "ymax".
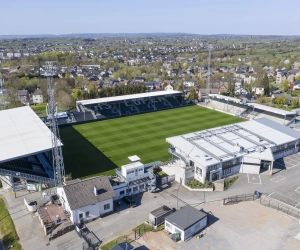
[{"xmin": 122, "ymin": 196, "xmax": 136, "ymax": 207}]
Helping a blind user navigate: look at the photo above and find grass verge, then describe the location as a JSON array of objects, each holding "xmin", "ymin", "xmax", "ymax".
[
  {"xmin": 224, "ymin": 176, "xmax": 239, "ymax": 190},
  {"xmin": 185, "ymin": 179, "xmax": 213, "ymax": 189},
  {"xmin": 0, "ymin": 198, "xmax": 22, "ymax": 250}
]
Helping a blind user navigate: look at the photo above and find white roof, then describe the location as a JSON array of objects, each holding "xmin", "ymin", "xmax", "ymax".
[
  {"xmin": 209, "ymin": 94, "xmax": 243, "ymax": 103},
  {"xmin": 166, "ymin": 118, "xmax": 300, "ymax": 167},
  {"xmin": 128, "ymin": 155, "xmax": 141, "ymax": 162},
  {"xmin": 121, "ymin": 161, "xmax": 143, "ymax": 170},
  {"xmin": 77, "ymin": 91, "xmax": 182, "ymax": 106},
  {"xmin": 0, "ymin": 106, "xmax": 60, "ymax": 163},
  {"xmin": 247, "ymin": 103, "xmax": 295, "ymax": 115}
]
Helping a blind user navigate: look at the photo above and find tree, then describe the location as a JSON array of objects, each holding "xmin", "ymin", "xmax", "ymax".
[
  {"xmin": 189, "ymin": 87, "xmax": 196, "ymax": 101},
  {"xmin": 281, "ymin": 80, "xmax": 289, "ymax": 93},
  {"xmin": 273, "ymin": 96, "xmax": 288, "ymax": 105},
  {"xmin": 295, "ymin": 75, "xmax": 300, "ymax": 82},
  {"xmin": 262, "ymin": 74, "xmax": 270, "ymax": 96}
]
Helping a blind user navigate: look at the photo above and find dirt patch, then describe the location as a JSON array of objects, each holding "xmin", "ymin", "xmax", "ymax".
[{"xmin": 136, "ymin": 231, "xmax": 177, "ymax": 250}]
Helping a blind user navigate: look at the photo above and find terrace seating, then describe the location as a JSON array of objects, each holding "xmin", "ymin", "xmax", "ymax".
[
  {"xmin": 153, "ymin": 97, "xmax": 171, "ymax": 110},
  {"xmin": 37, "ymin": 153, "xmax": 55, "ymax": 179},
  {"xmin": 94, "ymin": 105, "xmax": 118, "ymax": 118},
  {"xmin": 137, "ymin": 100, "xmax": 155, "ymax": 112},
  {"xmin": 119, "ymin": 102, "xmax": 139, "ymax": 115},
  {"xmin": 166, "ymin": 97, "xmax": 181, "ymax": 107},
  {"xmin": 207, "ymin": 99, "xmax": 247, "ymax": 115}
]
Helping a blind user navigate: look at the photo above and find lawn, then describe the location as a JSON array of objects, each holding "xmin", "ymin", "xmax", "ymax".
[
  {"xmin": 60, "ymin": 105, "xmax": 243, "ymax": 179},
  {"xmin": 0, "ymin": 198, "xmax": 22, "ymax": 250},
  {"xmin": 30, "ymin": 103, "xmax": 47, "ymax": 117}
]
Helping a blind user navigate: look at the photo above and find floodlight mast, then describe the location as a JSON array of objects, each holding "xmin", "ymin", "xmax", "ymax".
[
  {"xmin": 206, "ymin": 44, "xmax": 213, "ymax": 97},
  {"xmin": 41, "ymin": 61, "xmax": 65, "ymax": 186},
  {"xmin": 0, "ymin": 75, "xmax": 6, "ymax": 110}
]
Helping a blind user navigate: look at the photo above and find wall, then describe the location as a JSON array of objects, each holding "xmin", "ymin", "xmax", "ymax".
[
  {"xmin": 161, "ymin": 166, "xmax": 187, "ymax": 184},
  {"xmin": 72, "ymin": 199, "xmax": 113, "ymax": 224},
  {"xmin": 57, "ymin": 187, "xmax": 74, "ymax": 223},
  {"xmin": 240, "ymin": 157, "xmax": 260, "ymax": 174}
]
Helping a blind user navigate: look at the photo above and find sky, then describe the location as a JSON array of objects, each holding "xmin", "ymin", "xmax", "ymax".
[{"xmin": 0, "ymin": 0, "xmax": 299, "ymax": 36}]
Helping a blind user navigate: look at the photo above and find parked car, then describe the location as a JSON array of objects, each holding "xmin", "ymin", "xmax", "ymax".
[{"xmin": 122, "ymin": 196, "xmax": 136, "ymax": 207}]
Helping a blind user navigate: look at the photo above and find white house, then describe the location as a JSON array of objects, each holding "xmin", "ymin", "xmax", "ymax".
[
  {"xmin": 56, "ymin": 176, "xmax": 116, "ymax": 224},
  {"xmin": 165, "ymin": 205, "xmax": 207, "ymax": 241},
  {"xmin": 32, "ymin": 88, "xmax": 43, "ymax": 104},
  {"xmin": 164, "ymin": 83, "xmax": 175, "ymax": 91},
  {"xmin": 183, "ymin": 79, "xmax": 196, "ymax": 87},
  {"xmin": 113, "ymin": 156, "xmax": 156, "ymax": 199}
]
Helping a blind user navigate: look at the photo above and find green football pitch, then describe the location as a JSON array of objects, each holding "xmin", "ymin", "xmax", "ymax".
[{"xmin": 60, "ymin": 105, "xmax": 243, "ymax": 179}]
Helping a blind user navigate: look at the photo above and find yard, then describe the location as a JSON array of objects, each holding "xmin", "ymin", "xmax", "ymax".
[
  {"xmin": 0, "ymin": 198, "xmax": 22, "ymax": 250},
  {"xmin": 60, "ymin": 105, "xmax": 243, "ymax": 179},
  {"xmin": 30, "ymin": 103, "xmax": 47, "ymax": 117}
]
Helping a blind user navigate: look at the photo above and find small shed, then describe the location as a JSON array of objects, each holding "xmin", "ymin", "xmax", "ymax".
[
  {"xmin": 112, "ymin": 242, "xmax": 134, "ymax": 250},
  {"xmin": 165, "ymin": 205, "xmax": 207, "ymax": 241},
  {"xmin": 149, "ymin": 205, "xmax": 173, "ymax": 226}
]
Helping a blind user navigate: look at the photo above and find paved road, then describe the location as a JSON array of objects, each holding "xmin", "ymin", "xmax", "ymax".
[{"xmin": 1, "ymin": 155, "xmax": 300, "ymax": 250}]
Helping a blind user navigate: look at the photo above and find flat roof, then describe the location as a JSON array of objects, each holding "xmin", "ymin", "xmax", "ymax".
[
  {"xmin": 121, "ymin": 161, "xmax": 143, "ymax": 170},
  {"xmin": 247, "ymin": 103, "xmax": 295, "ymax": 115},
  {"xmin": 150, "ymin": 205, "xmax": 172, "ymax": 218},
  {"xmin": 0, "ymin": 106, "xmax": 60, "ymax": 163},
  {"xmin": 165, "ymin": 205, "xmax": 207, "ymax": 231},
  {"xmin": 128, "ymin": 155, "xmax": 140, "ymax": 162},
  {"xmin": 77, "ymin": 91, "xmax": 182, "ymax": 106},
  {"xmin": 166, "ymin": 118, "xmax": 300, "ymax": 167},
  {"xmin": 209, "ymin": 94, "xmax": 243, "ymax": 103}
]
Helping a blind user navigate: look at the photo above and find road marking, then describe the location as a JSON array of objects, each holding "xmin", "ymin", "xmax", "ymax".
[
  {"xmin": 295, "ymin": 187, "xmax": 300, "ymax": 194},
  {"xmin": 267, "ymin": 192, "xmax": 274, "ymax": 197},
  {"xmin": 123, "ymin": 211, "xmax": 130, "ymax": 215},
  {"xmin": 270, "ymin": 175, "xmax": 285, "ymax": 183},
  {"xmin": 247, "ymin": 174, "xmax": 261, "ymax": 184}
]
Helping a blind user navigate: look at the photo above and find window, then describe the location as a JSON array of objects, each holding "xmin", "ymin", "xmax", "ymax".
[
  {"xmin": 223, "ymin": 168, "xmax": 232, "ymax": 176},
  {"xmin": 133, "ymin": 186, "xmax": 138, "ymax": 192},
  {"xmin": 175, "ymin": 228, "xmax": 181, "ymax": 234},
  {"xmin": 120, "ymin": 190, "xmax": 125, "ymax": 196},
  {"xmin": 79, "ymin": 213, "xmax": 83, "ymax": 219},
  {"xmin": 85, "ymin": 211, "xmax": 89, "ymax": 217},
  {"xmin": 104, "ymin": 203, "xmax": 110, "ymax": 210},
  {"xmin": 166, "ymin": 222, "xmax": 172, "ymax": 229},
  {"xmin": 185, "ymin": 228, "xmax": 192, "ymax": 236},
  {"xmin": 194, "ymin": 223, "xmax": 200, "ymax": 229},
  {"xmin": 190, "ymin": 160, "xmax": 194, "ymax": 167},
  {"xmin": 196, "ymin": 167, "xmax": 202, "ymax": 177}
]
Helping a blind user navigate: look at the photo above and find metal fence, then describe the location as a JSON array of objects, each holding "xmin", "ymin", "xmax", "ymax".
[
  {"xmin": 259, "ymin": 195, "xmax": 300, "ymax": 219},
  {"xmin": 223, "ymin": 194, "xmax": 257, "ymax": 205}
]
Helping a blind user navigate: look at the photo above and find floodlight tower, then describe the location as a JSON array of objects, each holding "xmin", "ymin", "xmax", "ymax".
[
  {"xmin": 206, "ymin": 44, "xmax": 213, "ymax": 97},
  {"xmin": 0, "ymin": 76, "xmax": 5, "ymax": 110},
  {"xmin": 41, "ymin": 62, "xmax": 65, "ymax": 186}
]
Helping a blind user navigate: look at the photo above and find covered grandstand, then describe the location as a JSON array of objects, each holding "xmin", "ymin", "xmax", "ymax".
[
  {"xmin": 208, "ymin": 94, "xmax": 296, "ymax": 125},
  {"xmin": 76, "ymin": 91, "xmax": 183, "ymax": 120},
  {"xmin": 0, "ymin": 106, "xmax": 59, "ymax": 188}
]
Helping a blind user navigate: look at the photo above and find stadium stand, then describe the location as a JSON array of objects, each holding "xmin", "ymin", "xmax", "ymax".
[
  {"xmin": 208, "ymin": 94, "xmax": 296, "ymax": 125},
  {"xmin": 74, "ymin": 91, "xmax": 184, "ymax": 123}
]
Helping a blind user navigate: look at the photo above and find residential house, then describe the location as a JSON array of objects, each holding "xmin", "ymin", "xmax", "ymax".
[
  {"xmin": 253, "ymin": 85, "xmax": 265, "ymax": 95},
  {"xmin": 167, "ymin": 69, "xmax": 179, "ymax": 77},
  {"xmin": 32, "ymin": 88, "xmax": 43, "ymax": 104},
  {"xmin": 17, "ymin": 89, "xmax": 30, "ymax": 104},
  {"xmin": 291, "ymin": 81, "xmax": 300, "ymax": 90},
  {"xmin": 183, "ymin": 79, "xmax": 196, "ymax": 87},
  {"xmin": 276, "ymin": 70, "xmax": 287, "ymax": 84},
  {"xmin": 56, "ymin": 176, "xmax": 116, "ymax": 224},
  {"xmin": 165, "ymin": 83, "xmax": 175, "ymax": 91}
]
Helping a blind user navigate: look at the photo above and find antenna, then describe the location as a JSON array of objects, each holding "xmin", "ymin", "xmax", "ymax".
[
  {"xmin": 41, "ymin": 61, "xmax": 65, "ymax": 186},
  {"xmin": 0, "ymin": 76, "xmax": 6, "ymax": 110},
  {"xmin": 206, "ymin": 44, "xmax": 213, "ymax": 97}
]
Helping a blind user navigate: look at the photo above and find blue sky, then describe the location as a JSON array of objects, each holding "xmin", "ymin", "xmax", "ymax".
[{"xmin": 0, "ymin": 0, "xmax": 299, "ymax": 35}]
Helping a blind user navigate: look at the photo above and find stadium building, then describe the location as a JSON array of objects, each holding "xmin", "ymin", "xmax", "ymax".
[
  {"xmin": 0, "ymin": 106, "xmax": 58, "ymax": 188},
  {"xmin": 207, "ymin": 94, "xmax": 296, "ymax": 125},
  {"xmin": 76, "ymin": 91, "xmax": 183, "ymax": 120},
  {"xmin": 164, "ymin": 118, "xmax": 300, "ymax": 184}
]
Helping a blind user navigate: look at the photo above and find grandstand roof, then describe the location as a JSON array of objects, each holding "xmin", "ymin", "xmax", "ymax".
[
  {"xmin": 166, "ymin": 118, "xmax": 300, "ymax": 167},
  {"xmin": 77, "ymin": 91, "xmax": 182, "ymax": 106},
  {"xmin": 209, "ymin": 94, "xmax": 244, "ymax": 104},
  {"xmin": 0, "ymin": 106, "xmax": 60, "ymax": 163},
  {"xmin": 246, "ymin": 103, "xmax": 295, "ymax": 116}
]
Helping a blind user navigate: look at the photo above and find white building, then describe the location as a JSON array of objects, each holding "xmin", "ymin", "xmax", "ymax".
[
  {"xmin": 32, "ymin": 88, "xmax": 43, "ymax": 104},
  {"xmin": 164, "ymin": 118, "xmax": 300, "ymax": 184},
  {"xmin": 165, "ymin": 205, "xmax": 207, "ymax": 241},
  {"xmin": 113, "ymin": 156, "xmax": 156, "ymax": 199},
  {"xmin": 56, "ymin": 176, "xmax": 116, "ymax": 224}
]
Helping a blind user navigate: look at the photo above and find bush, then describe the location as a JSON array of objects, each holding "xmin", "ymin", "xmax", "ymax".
[
  {"xmin": 153, "ymin": 167, "xmax": 162, "ymax": 174},
  {"xmin": 224, "ymin": 176, "xmax": 238, "ymax": 189},
  {"xmin": 0, "ymin": 180, "xmax": 2, "ymax": 188},
  {"xmin": 185, "ymin": 179, "xmax": 213, "ymax": 189}
]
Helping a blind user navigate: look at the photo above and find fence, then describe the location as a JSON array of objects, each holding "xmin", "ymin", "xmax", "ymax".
[
  {"xmin": 223, "ymin": 194, "xmax": 258, "ymax": 205},
  {"xmin": 161, "ymin": 175, "xmax": 175, "ymax": 185},
  {"xmin": 259, "ymin": 195, "xmax": 300, "ymax": 219}
]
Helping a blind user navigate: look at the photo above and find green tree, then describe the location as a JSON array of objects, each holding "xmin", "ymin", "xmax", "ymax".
[
  {"xmin": 189, "ymin": 87, "xmax": 196, "ymax": 101},
  {"xmin": 281, "ymin": 80, "xmax": 289, "ymax": 92},
  {"xmin": 262, "ymin": 74, "xmax": 270, "ymax": 96},
  {"xmin": 295, "ymin": 75, "xmax": 300, "ymax": 82}
]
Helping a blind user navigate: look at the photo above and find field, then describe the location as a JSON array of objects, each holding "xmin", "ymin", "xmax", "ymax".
[
  {"xmin": 30, "ymin": 103, "xmax": 47, "ymax": 117},
  {"xmin": 60, "ymin": 106, "xmax": 243, "ymax": 179}
]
